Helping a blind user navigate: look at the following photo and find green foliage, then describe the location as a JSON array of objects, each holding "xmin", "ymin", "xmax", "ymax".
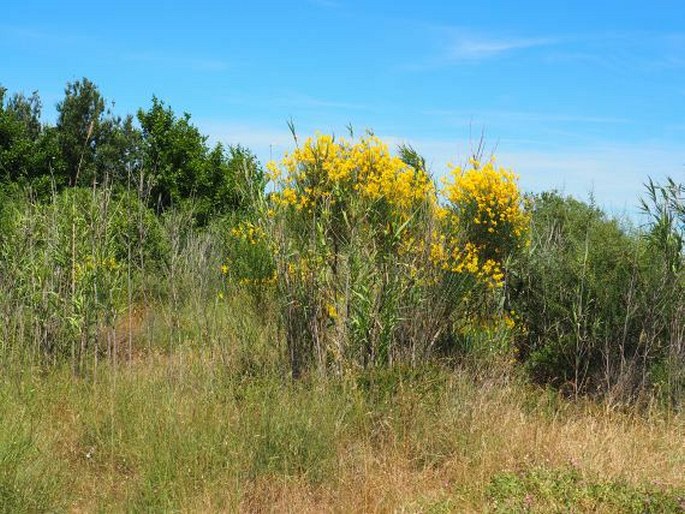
[
  {"xmin": 511, "ymin": 191, "xmax": 685, "ymax": 400},
  {"xmin": 0, "ymin": 88, "xmax": 45, "ymax": 183},
  {"xmin": 1, "ymin": 80, "xmax": 265, "ymax": 225},
  {"xmin": 641, "ymin": 177, "xmax": 684, "ymax": 275},
  {"xmin": 487, "ymin": 467, "xmax": 684, "ymax": 513},
  {"xmin": 4, "ymin": 89, "xmax": 42, "ymax": 140},
  {"xmin": 0, "ymin": 187, "xmax": 167, "ymax": 365},
  {"xmin": 55, "ymin": 77, "xmax": 106, "ymax": 187},
  {"xmin": 138, "ymin": 97, "xmax": 264, "ymax": 224},
  {"xmin": 640, "ymin": 178, "xmax": 685, "ymax": 404},
  {"xmin": 1, "ymin": 79, "xmax": 144, "ymax": 196},
  {"xmin": 137, "ymin": 96, "xmax": 208, "ymax": 212},
  {"xmin": 0, "ymin": 78, "xmax": 684, "ymax": 405},
  {"xmin": 96, "ymin": 113, "xmax": 144, "ymax": 187},
  {"xmin": 511, "ymin": 193, "xmax": 631, "ymax": 391}
]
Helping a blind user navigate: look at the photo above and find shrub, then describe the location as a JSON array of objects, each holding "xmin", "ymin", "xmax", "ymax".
[
  {"xmin": 249, "ymin": 133, "xmax": 529, "ymax": 376},
  {"xmin": 510, "ymin": 191, "xmax": 685, "ymax": 402}
]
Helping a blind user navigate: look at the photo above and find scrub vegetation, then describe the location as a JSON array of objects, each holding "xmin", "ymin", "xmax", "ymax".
[{"xmin": 1, "ymin": 79, "xmax": 683, "ymax": 512}]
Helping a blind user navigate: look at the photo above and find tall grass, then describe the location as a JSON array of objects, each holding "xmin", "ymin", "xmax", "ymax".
[
  {"xmin": 0, "ymin": 136, "xmax": 684, "ymax": 511},
  {"xmin": 0, "ymin": 345, "xmax": 683, "ymax": 512}
]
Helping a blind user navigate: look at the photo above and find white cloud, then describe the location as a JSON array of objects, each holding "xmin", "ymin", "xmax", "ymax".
[
  {"xmin": 401, "ymin": 26, "xmax": 559, "ymax": 71},
  {"xmin": 448, "ymin": 35, "xmax": 555, "ymax": 61}
]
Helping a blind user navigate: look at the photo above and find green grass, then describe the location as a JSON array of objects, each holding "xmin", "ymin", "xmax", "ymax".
[
  {"xmin": 0, "ymin": 184, "xmax": 683, "ymax": 512},
  {"xmin": 0, "ymin": 349, "xmax": 683, "ymax": 512},
  {"xmin": 487, "ymin": 467, "xmax": 684, "ymax": 513}
]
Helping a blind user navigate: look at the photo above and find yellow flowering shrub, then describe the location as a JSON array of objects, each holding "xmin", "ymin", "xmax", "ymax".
[
  {"xmin": 264, "ymin": 133, "xmax": 440, "ymax": 372},
  {"xmin": 224, "ymin": 219, "xmax": 276, "ymax": 291},
  {"xmin": 269, "ymin": 133, "xmax": 434, "ymax": 219},
  {"xmin": 238, "ymin": 132, "xmax": 530, "ymax": 373},
  {"xmin": 435, "ymin": 157, "xmax": 530, "ymax": 287}
]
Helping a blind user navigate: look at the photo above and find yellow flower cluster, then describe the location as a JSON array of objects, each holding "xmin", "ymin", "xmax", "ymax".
[
  {"xmin": 348, "ymin": 136, "xmax": 434, "ymax": 210},
  {"xmin": 269, "ymin": 133, "xmax": 434, "ymax": 215},
  {"xmin": 325, "ymin": 302, "xmax": 338, "ymax": 320},
  {"xmin": 238, "ymin": 273, "xmax": 278, "ymax": 288},
  {"xmin": 74, "ymin": 255, "xmax": 120, "ymax": 279},
  {"xmin": 265, "ymin": 134, "xmax": 530, "ymax": 292},
  {"xmin": 444, "ymin": 158, "xmax": 529, "ymax": 241},
  {"xmin": 284, "ymin": 257, "xmax": 320, "ymax": 283},
  {"xmin": 230, "ymin": 220, "xmax": 267, "ymax": 245},
  {"xmin": 460, "ymin": 312, "xmax": 513, "ymax": 331},
  {"xmin": 429, "ymin": 237, "xmax": 505, "ymax": 287},
  {"xmin": 420, "ymin": 158, "xmax": 530, "ymax": 287}
]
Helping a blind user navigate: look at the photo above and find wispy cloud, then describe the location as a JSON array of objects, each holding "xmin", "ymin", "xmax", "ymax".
[
  {"xmin": 214, "ymin": 92, "xmax": 370, "ymax": 113},
  {"xmin": 447, "ymin": 35, "xmax": 556, "ymax": 61},
  {"xmin": 421, "ymin": 28, "xmax": 685, "ymax": 70},
  {"xmin": 124, "ymin": 52, "xmax": 228, "ymax": 72},
  {"xmin": 539, "ymin": 30, "xmax": 685, "ymax": 72},
  {"xmin": 424, "ymin": 109, "xmax": 631, "ymax": 126},
  {"xmin": 402, "ymin": 25, "xmax": 559, "ymax": 71},
  {"xmin": 0, "ymin": 24, "xmax": 88, "ymax": 46}
]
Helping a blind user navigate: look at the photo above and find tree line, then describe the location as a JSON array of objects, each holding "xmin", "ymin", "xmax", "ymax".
[{"xmin": 0, "ymin": 78, "xmax": 264, "ymax": 224}]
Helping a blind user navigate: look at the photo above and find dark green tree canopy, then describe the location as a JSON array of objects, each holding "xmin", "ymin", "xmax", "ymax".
[
  {"xmin": 137, "ymin": 96, "xmax": 264, "ymax": 223},
  {"xmin": 6, "ymin": 90, "xmax": 42, "ymax": 140},
  {"xmin": 1, "ymin": 78, "xmax": 265, "ymax": 223},
  {"xmin": 0, "ymin": 87, "xmax": 46, "ymax": 183},
  {"xmin": 56, "ymin": 77, "xmax": 105, "ymax": 186}
]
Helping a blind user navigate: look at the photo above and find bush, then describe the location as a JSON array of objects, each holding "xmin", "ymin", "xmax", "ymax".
[
  {"xmin": 244, "ymin": 133, "xmax": 530, "ymax": 376},
  {"xmin": 510, "ymin": 191, "xmax": 685, "ymax": 401}
]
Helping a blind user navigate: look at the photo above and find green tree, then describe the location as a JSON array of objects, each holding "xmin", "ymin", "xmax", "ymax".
[
  {"xmin": 55, "ymin": 78, "xmax": 105, "ymax": 187},
  {"xmin": 0, "ymin": 87, "xmax": 44, "ymax": 183},
  {"xmin": 212, "ymin": 143, "xmax": 265, "ymax": 214},
  {"xmin": 138, "ymin": 96, "xmax": 208, "ymax": 213},
  {"xmin": 96, "ymin": 114, "xmax": 144, "ymax": 188},
  {"xmin": 138, "ymin": 97, "xmax": 264, "ymax": 223},
  {"xmin": 6, "ymin": 90, "xmax": 42, "ymax": 140}
]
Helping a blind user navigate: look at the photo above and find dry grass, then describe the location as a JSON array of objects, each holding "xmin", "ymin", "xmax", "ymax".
[
  {"xmin": 0, "ymin": 273, "xmax": 681, "ymax": 512},
  {"xmin": 2, "ymin": 347, "xmax": 682, "ymax": 513}
]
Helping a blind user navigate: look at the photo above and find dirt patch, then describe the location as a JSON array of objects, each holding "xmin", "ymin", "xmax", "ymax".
[{"xmin": 97, "ymin": 304, "xmax": 152, "ymax": 363}]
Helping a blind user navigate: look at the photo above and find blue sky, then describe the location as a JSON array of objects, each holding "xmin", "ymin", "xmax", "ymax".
[{"xmin": 2, "ymin": 0, "xmax": 684, "ymax": 214}]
